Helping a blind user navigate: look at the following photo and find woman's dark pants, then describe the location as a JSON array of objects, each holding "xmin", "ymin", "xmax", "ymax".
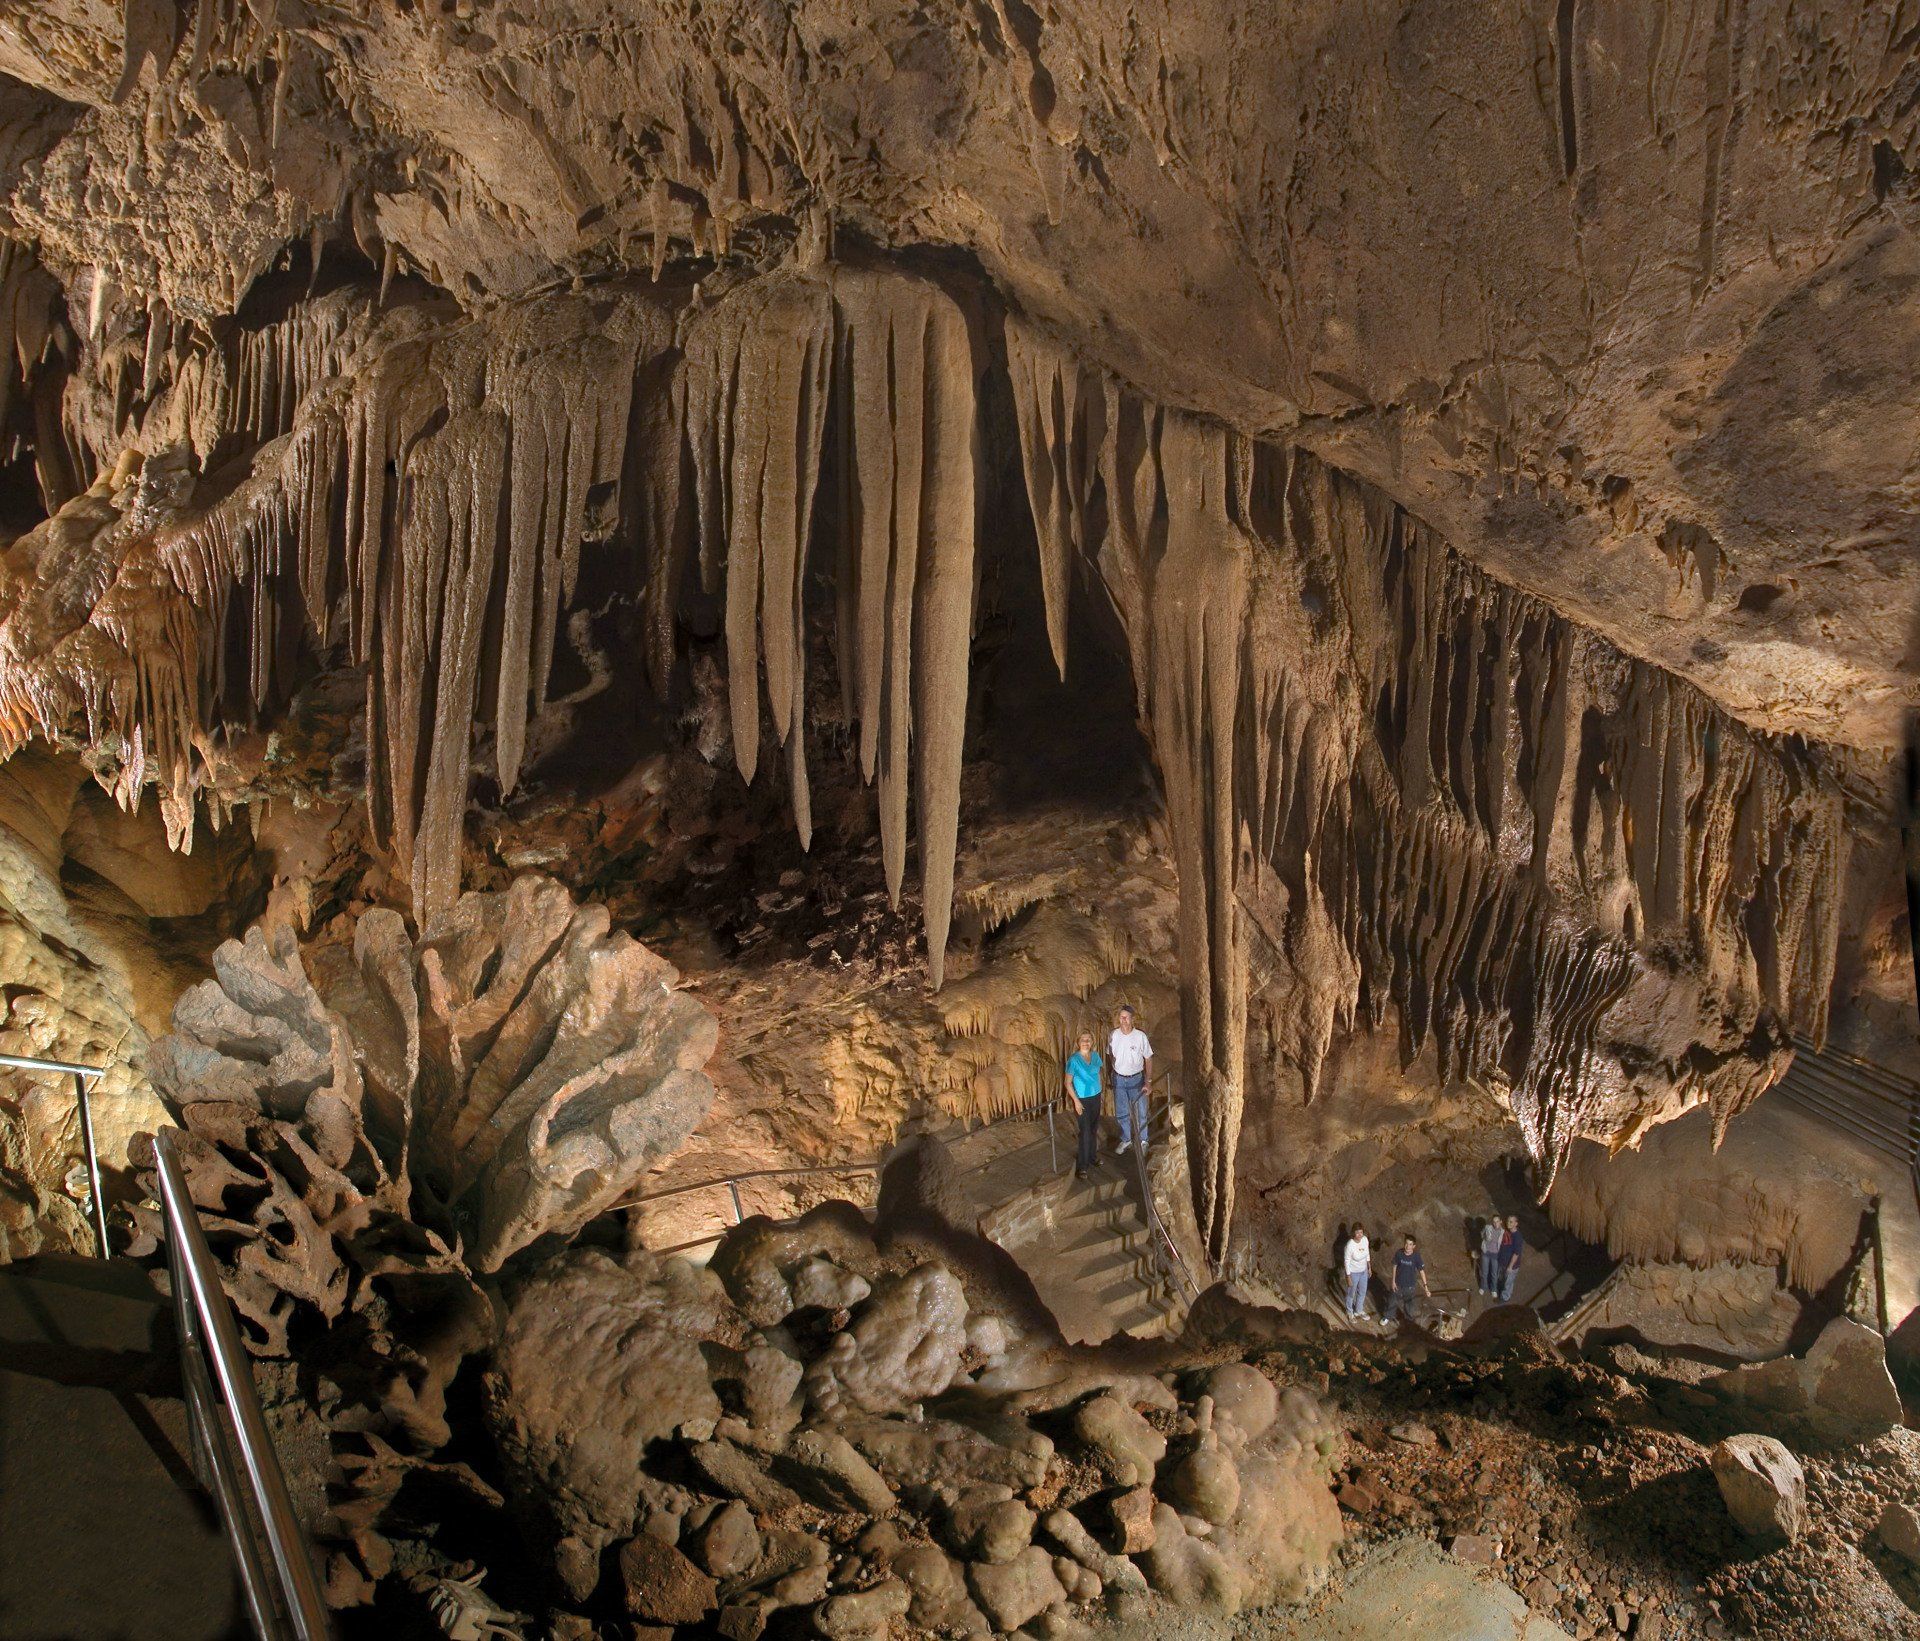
[{"xmin": 1076, "ymin": 1098, "xmax": 1100, "ymax": 1171}]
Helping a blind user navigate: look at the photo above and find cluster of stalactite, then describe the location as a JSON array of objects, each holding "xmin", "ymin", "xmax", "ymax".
[
  {"xmin": 1005, "ymin": 319, "xmax": 1846, "ymax": 1267},
  {"xmin": 0, "ymin": 262, "xmax": 983, "ymax": 982},
  {"xmin": 0, "ymin": 262, "xmax": 1850, "ymax": 1268}
]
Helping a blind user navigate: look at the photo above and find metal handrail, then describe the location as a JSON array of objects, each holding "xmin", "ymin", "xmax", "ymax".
[
  {"xmin": 0, "ymin": 1050, "xmax": 109, "ymax": 1256},
  {"xmin": 1125, "ymin": 1072, "xmax": 1203, "ymax": 1304},
  {"xmin": 619, "ymin": 1159, "xmax": 886, "ymax": 1210},
  {"xmin": 154, "ymin": 1128, "xmax": 330, "ymax": 1640}
]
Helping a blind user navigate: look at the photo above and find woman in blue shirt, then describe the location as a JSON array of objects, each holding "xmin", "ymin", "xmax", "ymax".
[{"xmin": 1065, "ymin": 1031, "xmax": 1104, "ymax": 1178}]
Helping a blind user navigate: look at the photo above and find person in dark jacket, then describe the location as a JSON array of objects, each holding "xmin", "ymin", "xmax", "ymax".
[
  {"xmin": 1384, "ymin": 1234, "xmax": 1430, "ymax": 1324},
  {"xmin": 1499, "ymin": 1214, "xmax": 1525, "ymax": 1302},
  {"xmin": 1064, "ymin": 1031, "xmax": 1103, "ymax": 1178}
]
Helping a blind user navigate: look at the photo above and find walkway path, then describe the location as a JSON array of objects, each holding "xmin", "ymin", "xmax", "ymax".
[
  {"xmin": 0, "ymin": 1254, "xmax": 243, "ymax": 1640},
  {"xmin": 945, "ymin": 1113, "xmax": 1188, "ymax": 1343}
]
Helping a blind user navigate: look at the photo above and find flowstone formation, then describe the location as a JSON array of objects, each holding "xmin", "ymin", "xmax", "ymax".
[{"xmin": 136, "ymin": 871, "xmax": 716, "ymax": 1370}]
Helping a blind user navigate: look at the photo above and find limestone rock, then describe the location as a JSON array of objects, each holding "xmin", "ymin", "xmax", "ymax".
[
  {"xmin": 946, "ymin": 1495, "xmax": 1035, "ymax": 1565},
  {"xmin": 894, "ymin": 1544, "xmax": 990, "ymax": 1635},
  {"xmin": 965, "ymin": 1545, "xmax": 1067, "ymax": 1632},
  {"xmin": 736, "ymin": 1337, "xmax": 805, "ymax": 1434},
  {"xmin": 1139, "ymin": 1502, "xmax": 1242, "ymax": 1616},
  {"xmin": 1159, "ymin": 1432, "xmax": 1241, "ymax": 1526},
  {"xmin": 843, "ymin": 1413, "xmax": 1053, "ymax": 1508},
  {"xmin": 1709, "ymin": 1318, "xmax": 1903, "ymax": 1440},
  {"xmin": 1877, "ymin": 1502, "xmax": 1920, "ymax": 1565},
  {"xmin": 789, "ymin": 1257, "xmax": 872, "ymax": 1315},
  {"xmin": 772, "ymin": 1428, "xmax": 898, "ymax": 1515},
  {"xmin": 1710, "ymin": 1435, "xmax": 1809, "ymax": 1544},
  {"xmin": 483, "ymin": 1247, "xmax": 744, "ymax": 1578},
  {"xmin": 1107, "ymin": 1487, "xmax": 1156, "ymax": 1554},
  {"xmin": 815, "ymin": 1578, "xmax": 911, "ymax": 1641},
  {"xmin": 690, "ymin": 1501, "xmax": 762, "ymax": 1580},
  {"xmin": 1070, "ymin": 1395, "xmax": 1166, "ymax": 1486},
  {"xmin": 1039, "ymin": 1509, "xmax": 1147, "ymax": 1595},
  {"xmin": 804, "ymin": 1264, "xmax": 969, "ymax": 1416},
  {"xmin": 1191, "ymin": 1364, "xmax": 1278, "ymax": 1446},
  {"xmin": 706, "ymin": 1210, "xmax": 883, "ymax": 1328},
  {"xmin": 620, "ymin": 1532, "xmax": 718, "ymax": 1626},
  {"xmin": 688, "ymin": 1438, "xmax": 805, "ymax": 1516}
]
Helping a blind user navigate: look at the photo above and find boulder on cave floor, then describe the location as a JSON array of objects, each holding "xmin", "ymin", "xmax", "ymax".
[
  {"xmin": 1709, "ymin": 1433, "xmax": 1809, "ymax": 1545},
  {"xmin": 620, "ymin": 1531, "xmax": 718, "ymax": 1626},
  {"xmin": 1708, "ymin": 1317, "xmax": 1903, "ymax": 1440}
]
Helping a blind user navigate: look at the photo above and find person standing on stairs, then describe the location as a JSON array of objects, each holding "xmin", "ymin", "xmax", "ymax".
[
  {"xmin": 1109, "ymin": 1005, "xmax": 1153, "ymax": 1156},
  {"xmin": 1342, "ymin": 1223, "xmax": 1372, "ymax": 1319},
  {"xmin": 1066, "ymin": 1031, "xmax": 1105, "ymax": 1178},
  {"xmin": 1499, "ymin": 1214, "xmax": 1525, "ymax": 1303}
]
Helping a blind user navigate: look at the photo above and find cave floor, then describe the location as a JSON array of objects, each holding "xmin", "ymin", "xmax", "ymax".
[{"xmin": 1089, "ymin": 1537, "xmax": 1575, "ymax": 1640}]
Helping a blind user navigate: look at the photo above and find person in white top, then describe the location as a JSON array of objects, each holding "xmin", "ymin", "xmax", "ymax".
[
  {"xmin": 1108, "ymin": 1005, "xmax": 1153, "ymax": 1155},
  {"xmin": 1342, "ymin": 1224, "xmax": 1372, "ymax": 1319}
]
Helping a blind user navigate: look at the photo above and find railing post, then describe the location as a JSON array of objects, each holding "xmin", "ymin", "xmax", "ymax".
[
  {"xmin": 1047, "ymin": 1100, "xmax": 1058, "ymax": 1174},
  {"xmin": 74, "ymin": 1071, "xmax": 110, "ymax": 1259},
  {"xmin": 727, "ymin": 1179, "xmax": 746, "ymax": 1224}
]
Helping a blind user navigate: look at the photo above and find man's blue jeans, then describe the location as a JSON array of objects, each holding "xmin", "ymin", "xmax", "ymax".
[
  {"xmin": 1344, "ymin": 1270, "xmax": 1368, "ymax": 1316},
  {"xmin": 1114, "ymin": 1071, "xmax": 1147, "ymax": 1148}
]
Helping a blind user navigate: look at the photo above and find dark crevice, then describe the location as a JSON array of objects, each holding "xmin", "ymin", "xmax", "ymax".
[{"xmin": 1555, "ymin": 0, "xmax": 1580, "ymax": 179}]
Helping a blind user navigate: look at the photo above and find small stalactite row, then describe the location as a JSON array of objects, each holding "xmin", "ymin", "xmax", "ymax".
[
  {"xmin": 0, "ymin": 264, "xmax": 984, "ymax": 984},
  {"xmin": 1004, "ymin": 316, "xmax": 1847, "ymax": 1263}
]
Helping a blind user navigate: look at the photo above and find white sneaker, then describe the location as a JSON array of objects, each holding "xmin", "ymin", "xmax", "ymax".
[{"xmin": 1113, "ymin": 1141, "xmax": 1131, "ymax": 1155}]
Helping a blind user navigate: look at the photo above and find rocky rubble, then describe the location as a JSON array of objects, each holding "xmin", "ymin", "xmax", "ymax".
[
  {"xmin": 1246, "ymin": 1302, "xmax": 1920, "ymax": 1641},
  {"xmin": 479, "ymin": 1203, "xmax": 1345, "ymax": 1636}
]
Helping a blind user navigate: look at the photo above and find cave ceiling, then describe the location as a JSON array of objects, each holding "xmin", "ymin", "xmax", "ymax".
[{"xmin": 0, "ymin": 0, "xmax": 1912, "ymax": 747}]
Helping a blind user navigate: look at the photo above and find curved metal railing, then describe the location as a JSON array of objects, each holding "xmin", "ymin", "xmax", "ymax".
[
  {"xmin": 0, "ymin": 1050, "xmax": 109, "ymax": 1257},
  {"xmin": 615, "ymin": 1065, "xmax": 1206, "ymax": 1309}
]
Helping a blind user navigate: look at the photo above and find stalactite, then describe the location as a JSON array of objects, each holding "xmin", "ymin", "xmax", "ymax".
[
  {"xmin": 0, "ymin": 265, "xmax": 984, "ymax": 983},
  {"xmin": 844, "ymin": 270, "xmax": 983, "ymax": 992},
  {"xmin": 1002, "ymin": 315, "xmax": 1849, "ymax": 1264}
]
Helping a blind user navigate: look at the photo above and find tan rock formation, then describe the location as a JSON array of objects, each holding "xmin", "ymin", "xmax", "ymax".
[{"xmin": 144, "ymin": 873, "xmax": 718, "ymax": 1350}]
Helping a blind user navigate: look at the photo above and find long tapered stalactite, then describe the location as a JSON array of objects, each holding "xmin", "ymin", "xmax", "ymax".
[
  {"xmin": 0, "ymin": 265, "xmax": 1852, "ymax": 1266},
  {"xmin": 0, "ymin": 264, "xmax": 985, "ymax": 981},
  {"xmin": 1005, "ymin": 316, "xmax": 1847, "ymax": 1263}
]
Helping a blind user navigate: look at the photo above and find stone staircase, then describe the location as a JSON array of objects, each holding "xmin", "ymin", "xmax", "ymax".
[
  {"xmin": 957, "ymin": 1124, "xmax": 1189, "ymax": 1344},
  {"xmin": 1040, "ymin": 1166, "xmax": 1189, "ymax": 1342}
]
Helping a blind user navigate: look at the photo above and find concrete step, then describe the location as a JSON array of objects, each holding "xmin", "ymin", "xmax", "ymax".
[
  {"xmin": 1077, "ymin": 1246, "xmax": 1153, "ymax": 1281},
  {"xmin": 0, "ymin": 1256, "xmax": 244, "ymax": 1640}
]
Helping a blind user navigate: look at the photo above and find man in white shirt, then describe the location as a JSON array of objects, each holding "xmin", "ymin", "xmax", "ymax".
[
  {"xmin": 1108, "ymin": 1005, "xmax": 1152, "ymax": 1155},
  {"xmin": 1342, "ymin": 1224, "xmax": 1372, "ymax": 1319}
]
